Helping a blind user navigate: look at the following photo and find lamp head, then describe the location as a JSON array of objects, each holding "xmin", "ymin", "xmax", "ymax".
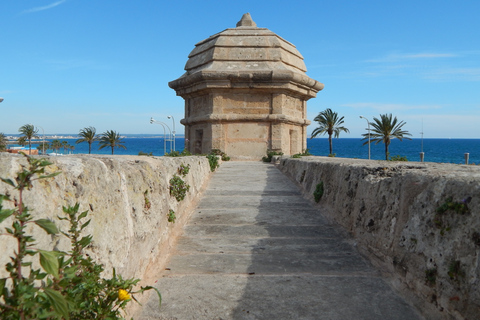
[
  {"xmin": 0, "ymin": 97, "xmax": 4, "ymax": 103},
  {"xmin": 359, "ymin": 115, "xmax": 363, "ymax": 119},
  {"xmin": 150, "ymin": 117, "xmax": 155, "ymax": 124},
  {"xmin": 167, "ymin": 115, "xmax": 172, "ymax": 119}
]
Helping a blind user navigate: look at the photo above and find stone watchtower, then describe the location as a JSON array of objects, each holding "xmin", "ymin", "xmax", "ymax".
[{"xmin": 169, "ymin": 13, "xmax": 324, "ymax": 159}]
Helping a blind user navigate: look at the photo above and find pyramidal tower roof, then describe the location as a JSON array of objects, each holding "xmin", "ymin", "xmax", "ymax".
[{"xmin": 169, "ymin": 13, "xmax": 324, "ymax": 96}]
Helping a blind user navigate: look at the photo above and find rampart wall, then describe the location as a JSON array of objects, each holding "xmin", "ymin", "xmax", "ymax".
[
  {"xmin": 277, "ymin": 156, "xmax": 480, "ymax": 320},
  {"xmin": 0, "ymin": 153, "xmax": 212, "ymax": 301}
]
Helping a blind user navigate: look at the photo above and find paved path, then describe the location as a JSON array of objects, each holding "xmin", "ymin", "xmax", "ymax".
[{"xmin": 140, "ymin": 162, "xmax": 423, "ymax": 320}]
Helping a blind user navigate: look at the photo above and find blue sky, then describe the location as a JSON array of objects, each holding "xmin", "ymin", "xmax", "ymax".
[{"xmin": 1, "ymin": 0, "xmax": 479, "ymax": 138}]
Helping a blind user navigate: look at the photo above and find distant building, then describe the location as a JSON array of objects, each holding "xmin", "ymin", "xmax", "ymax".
[{"xmin": 169, "ymin": 13, "xmax": 323, "ymax": 159}]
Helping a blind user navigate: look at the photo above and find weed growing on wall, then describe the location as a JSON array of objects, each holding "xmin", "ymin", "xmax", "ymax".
[
  {"xmin": 447, "ymin": 260, "xmax": 465, "ymax": 281},
  {"xmin": 144, "ymin": 189, "xmax": 151, "ymax": 209},
  {"xmin": 425, "ymin": 268, "xmax": 437, "ymax": 286},
  {"xmin": 207, "ymin": 153, "xmax": 219, "ymax": 172},
  {"xmin": 434, "ymin": 196, "xmax": 471, "ymax": 235},
  {"xmin": 314, "ymin": 182, "xmax": 324, "ymax": 203},
  {"xmin": 262, "ymin": 150, "xmax": 283, "ymax": 163},
  {"xmin": 178, "ymin": 164, "xmax": 190, "ymax": 177},
  {"xmin": 0, "ymin": 154, "xmax": 161, "ymax": 319},
  {"xmin": 210, "ymin": 149, "xmax": 230, "ymax": 161},
  {"xmin": 169, "ymin": 175, "xmax": 190, "ymax": 201},
  {"xmin": 167, "ymin": 209, "xmax": 176, "ymax": 223},
  {"xmin": 389, "ymin": 155, "xmax": 408, "ymax": 161}
]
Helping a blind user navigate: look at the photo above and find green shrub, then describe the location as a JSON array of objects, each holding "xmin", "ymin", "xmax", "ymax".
[
  {"xmin": 389, "ymin": 155, "xmax": 408, "ymax": 161},
  {"xmin": 328, "ymin": 153, "xmax": 336, "ymax": 157},
  {"xmin": 169, "ymin": 174, "xmax": 190, "ymax": 201},
  {"xmin": 425, "ymin": 268, "xmax": 437, "ymax": 286},
  {"xmin": 207, "ymin": 153, "xmax": 219, "ymax": 172},
  {"xmin": 262, "ymin": 150, "xmax": 283, "ymax": 162},
  {"xmin": 210, "ymin": 149, "xmax": 230, "ymax": 161},
  {"xmin": 178, "ymin": 164, "xmax": 190, "ymax": 177},
  {"xmin": 313, "ymin": 182, "xmax": 324, "ymax": 203},
  {"xmin": 138, "ymin": 151, "xmax": 153, "ymax": 156},
  {"xmin": 0, "ymin": 154, "xmax": 161, "ymax": 319},
  {"xmin": 167, "ymin": 209, "xmax": 176, "ymax": 223}
]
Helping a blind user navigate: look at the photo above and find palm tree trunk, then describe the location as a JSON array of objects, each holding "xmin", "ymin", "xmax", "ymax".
[
  {"xmin": 385, "ymin": 142, "xmax": 389, "ymax": 160},
  {"xmin": 329, "ymin": 134, "xmax": 333, "ymax": 155},
  {"xmin": 88, "ymin": 142, "xmax": 92, "ymax": 154},
  {"xmin": 111, "ymin": 146, "xmax": 114, "ymax": 155}
]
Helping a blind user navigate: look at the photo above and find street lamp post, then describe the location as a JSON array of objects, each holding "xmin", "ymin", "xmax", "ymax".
[
  {"xmin": 359, "ymin": 116, "xmax": 371, "ymax": 160},
  {"xmin": 37, "ymin": 125, "xmax": 46, "ymax": 155},
  {"xmin": 167, "ymin": 115, "xmax": 175, "ymax": 152},
  {"xmin": 150, "ymin": 117, "xmax": 172, "ymax": 155}
]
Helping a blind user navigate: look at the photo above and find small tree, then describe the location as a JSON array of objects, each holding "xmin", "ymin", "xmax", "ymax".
[
  {"xmin": 99, "ymin": 130, "xmax": 126, "ymax": 155},
  {"xmin": 0, "ymin": 133, "xmax": 8, "ymax": 151},
  {"xmin": 18, "ymin": 124, "xmax": 39, "ymax": 154},
  {"xmin": 311, "ymin": 108, "xmax": 349, "ymax": 156},
  {"xmin": 76, "ymin": 126, "xmax": 97, "ymax": 154},
  {"xmin": 362, "ymin": 113, "xmax": 412, "ymax": 160}
]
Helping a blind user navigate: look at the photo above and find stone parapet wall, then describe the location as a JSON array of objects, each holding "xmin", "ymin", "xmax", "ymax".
[
  {"xmin": 277, "ymin": 156, "xmax": 480, "ymax": 320},
  {"xmin": 0, "ymin": 153, "xmax": 212, "ymax": 287}
]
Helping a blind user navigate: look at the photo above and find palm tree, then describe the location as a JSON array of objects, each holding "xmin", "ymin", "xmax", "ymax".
[
  {"xmin": 37, "ymin": 141, "xmax": 50, "ymax": 154},
  {"xmin": 0, "ymin": 133, "xmax": 7, "ymax": 151},
  {"xmin": 362, "ymin": 113, "xmax": 412, "ymax": 160},
  {"xmin": 51, "ymin": 139, "xmax": 63, "ymax": 154},
  {"xmin": 18, "ymin": 124, "xmax": 39, "ymax": 154},
  {"xmin": 99, "ymin": 130, "xmax": 126, "ymax": 155},
  {"xmin": 311, "ymin": 108, "xmax": 350, "ymax": 155},
  {"xmin": 76, "ymin": 127, "xmax": 97, "ymax": 154}
]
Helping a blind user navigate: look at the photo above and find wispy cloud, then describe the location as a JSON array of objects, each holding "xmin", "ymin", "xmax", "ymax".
[
  {"xmin": 423, "ymin": 67, "xmax": 480, "ymax": 81},
  {"xmin": 342, "ymin": 102, "xmax": 442, "ymax": 112},
  {"xmin": 365, "ymin": 52, "xmax": 457, "ymax": 63},
  {"xmin": 22, "ymin": 0, "xmax": 67, "ymax": 14}
]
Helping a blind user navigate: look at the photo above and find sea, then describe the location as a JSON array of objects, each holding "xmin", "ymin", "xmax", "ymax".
[{"xmin": 7, "ymin": 135, "xmax": 480, "ymax": 165}]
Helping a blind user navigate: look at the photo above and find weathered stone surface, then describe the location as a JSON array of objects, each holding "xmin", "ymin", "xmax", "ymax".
[
  {"xmin": 170, "ymin": 14, "xmax": 323, "ymax": 159},
  {"xmin": 0, "ymin": 153, "xmax": 212, "ymax": 296},
  {"xmin": 139, "ymin": 162, "xmax": 422, "ymax": 320},
  {"xmin": 277, "ymin": 156, "xmax": 480, "ymax": 319}
]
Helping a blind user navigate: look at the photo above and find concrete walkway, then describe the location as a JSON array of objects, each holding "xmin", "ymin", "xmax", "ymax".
[{"xmin": 140, "ymin": 162, "xmax": 423, "ymax": 320}]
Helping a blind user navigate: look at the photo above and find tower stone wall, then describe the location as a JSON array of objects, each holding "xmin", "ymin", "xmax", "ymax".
[{"xmin": 169, "ymin": 13, "xmax": 324, "ymax": 159}]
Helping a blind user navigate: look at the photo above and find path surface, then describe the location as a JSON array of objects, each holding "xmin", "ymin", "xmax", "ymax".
[{"xmin": 140, "ymin": 162, "xmax": 423, "ymax": 320}]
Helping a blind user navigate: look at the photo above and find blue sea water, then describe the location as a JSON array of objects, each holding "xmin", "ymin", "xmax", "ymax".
[{"xmin": 10, "ymin": 136, "xmax": 480, "ymax": 164}]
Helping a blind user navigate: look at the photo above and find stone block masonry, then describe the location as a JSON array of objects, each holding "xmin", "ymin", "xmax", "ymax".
[
  {"xmin": 277, "ymin": 156, "xmax": 480, "ymax": 320},
  {"xmin": 0, "ymin": 153, "xmax": 212, "ymax": 304}
]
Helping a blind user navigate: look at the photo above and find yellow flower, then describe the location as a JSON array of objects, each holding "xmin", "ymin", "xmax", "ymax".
[{"xmin": 118, "ymin": 289, "xmax": 131, "ymax": 301}]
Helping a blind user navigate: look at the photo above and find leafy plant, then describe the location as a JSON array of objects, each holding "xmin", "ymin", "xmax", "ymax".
[
  {"xmin": 207, "ymin": 153, "xmax": 219, "ymax": 172},
  {"xmin": 167, "ymin": 209, "xmax": 176, "ymax": 223},
  {"xmin": 144, "ymin": 190, "xmax": 151, "ymax": 209},
  {"xmin": 447, "ymin": 260, "xmax": 465, "ymax": 281},
  {"xmin": 138, "ymin": 151, "xmax": 153, "ymax": 156},
  {"xmin": 314, "ymin": 182, "xmax": 324, "ymax": 203},
  {"xmin": 178, "ymin": 164, "xmax": 190, "ymax": 177},
  {"xmin": 210, "ymin": 149, "xmax": 230, "ymax": 161},
  {"xmin": 389, "ymin": 155, "xmax": 408, "ymax": 161},
  {"xmin": 425, "ymin": 268, "xmax": 437, "ymax": 286},
  {"xmin": 436, "ymin": 197, "xmax": 470, "ymax": 215},
  {"xmin": 328, "ymin": 153, "xmax": 336, "ymax": 157},
  {"xmin": 169, "ymin": 175, "xmax": 190, "ymax": 201},
  {"xmin": 165, "ymin": 149, "xmax": 192, "ymax": 157},
  {"xmin": 165, "ymin": 150, "xmax": 180, "ymax": 157},
  {"xmin": 0, "ymin": 154, "xmax": 161, "ymax": 319},
  {"xmin": 262, "ymin": 150, "xmax": 283, "ymax": 163}
]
